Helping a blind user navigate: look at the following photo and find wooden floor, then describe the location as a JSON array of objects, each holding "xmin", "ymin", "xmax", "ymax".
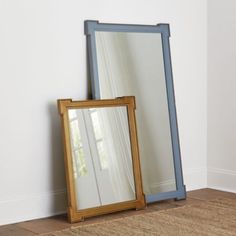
[{"xmin": 1, "ymin": 188, "xmax": 236, "ymax": 235}]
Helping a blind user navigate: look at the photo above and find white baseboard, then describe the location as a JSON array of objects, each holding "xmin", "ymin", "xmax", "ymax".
[
  {"xmin": 183, "ymin": 167, "xmax": 207, "ymax": 191},
  {"xmin": 0, "ymin": 189, "xmax": 67, "ymax": 226},
  {"xmin": 2, "ymin": 169, "xmax": 235, "ymax": 225},
  {"xmin": 0, "ymin": 167, "xmax": 209, "ymax": 226},
  {"xmin": 208, "ymin": 167, "xmax": 236, "ymax": 193}
]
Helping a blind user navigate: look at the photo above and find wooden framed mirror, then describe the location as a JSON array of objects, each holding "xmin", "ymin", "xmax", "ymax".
[
  {"xmin": 58, "ymin": 96, "xmax": 145, "ymax": 223},
  {"xmin": 84, "ymin": 20, "xmax": 186, "ymax": 203}
]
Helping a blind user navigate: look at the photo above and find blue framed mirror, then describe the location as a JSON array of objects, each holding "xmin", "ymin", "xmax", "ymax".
[{"xmin": 84, "ymin": 20, "xmax": 186, "ymax": 203}]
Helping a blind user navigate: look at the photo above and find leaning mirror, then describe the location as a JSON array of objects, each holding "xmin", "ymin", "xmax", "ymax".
[
  {"xmin": 85, "ymin": 21, "xmax": 186, "ymax": 203},
  {"xmin": 58, "ymin": 96, "xmax": 145, "ymax": 223}
]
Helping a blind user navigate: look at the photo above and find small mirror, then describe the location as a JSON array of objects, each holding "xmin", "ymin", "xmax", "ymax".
[{"xmin": 58, "ymin": 97, "xmax": 145, "ymax": 223}]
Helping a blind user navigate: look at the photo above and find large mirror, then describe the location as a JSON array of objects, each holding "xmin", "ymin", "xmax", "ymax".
[
  {"xmin": 85, "ymin": 21, "xmax": 186, "ymax": 202},
  {"xmin": 58, "ymin": 97, "xmax": 145, "ymax": 223}
]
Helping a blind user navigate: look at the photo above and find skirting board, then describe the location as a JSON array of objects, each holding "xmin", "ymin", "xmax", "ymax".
[
  {"xmin": 183, "ymin": 167, "xmax": 207, "ymax": 191},
  {"xmin": 0, "ymin": 167, "xmax": 207, "ymax": 225},
  {"xmin": 0, "ymin": 189, "xmax": 67, "ymax": 226},
  {"xmin": 208, "ymin": 167, "xmax": 236, "ymax": 193}
]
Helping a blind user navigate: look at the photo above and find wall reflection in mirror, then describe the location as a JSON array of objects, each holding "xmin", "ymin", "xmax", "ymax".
[
  {"xmin": 95, "ymin": 32, "xmax": 176, "ymax": 194},
  {"xmin": 68, "ymin": 106, "xmax": 135, "ymax": 210}
]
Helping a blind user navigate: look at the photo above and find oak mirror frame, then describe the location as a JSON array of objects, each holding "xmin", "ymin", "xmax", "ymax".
[{"xmin": 58, "ymin": 96, "xmax": 146, "ymax": 223}]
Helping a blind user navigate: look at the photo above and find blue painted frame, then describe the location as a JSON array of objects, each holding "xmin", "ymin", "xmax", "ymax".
[{"xmin": 84, "ymin": 20, "xmax": 186, "ymax": 203}]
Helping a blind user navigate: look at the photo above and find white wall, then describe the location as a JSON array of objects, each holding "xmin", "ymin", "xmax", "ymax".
[
  {"xmin": 0, "ymin": 0, "xmax": 207, "ymax": 225},
  {"xmin": 207, "ymin": 0, "xmax": 236, "ymax": 192}
]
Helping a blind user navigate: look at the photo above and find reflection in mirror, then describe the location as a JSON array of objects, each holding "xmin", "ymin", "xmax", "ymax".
[
  {"xmin": 68, "ymin": 107, "xmax": 135, "ymax": 210},
  {"xmin": 95, "ymin": 32, "xmax": 176, "ymax": 194}
]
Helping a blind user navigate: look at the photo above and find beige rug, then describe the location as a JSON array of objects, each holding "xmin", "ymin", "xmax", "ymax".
[{"xmin": 42, "ymin": 198, "xmax": 236, "ymax": 236}]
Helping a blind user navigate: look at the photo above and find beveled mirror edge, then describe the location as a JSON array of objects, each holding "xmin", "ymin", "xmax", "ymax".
[
  {"xmin": 58, "ymin": 96, "xmax": 146, "ymax": 223},
  {"xmin": 84, "ymin": 20, "xmax": 186, "ymax": 203}
]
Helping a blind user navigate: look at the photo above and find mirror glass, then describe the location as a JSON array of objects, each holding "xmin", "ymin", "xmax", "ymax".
[
  {"xmin": 68, "ymin": 106, "xmax": 136, "ymax": 210},
  {"xmin": 94, "ymin": 32, "xmax": 176, "ymax": 195}
]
